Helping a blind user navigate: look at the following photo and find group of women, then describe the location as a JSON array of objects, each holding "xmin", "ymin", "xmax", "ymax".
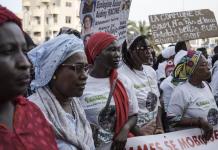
[{"xmin": 1, "ymin": 6, "xmax": 218, "ymax": 150}]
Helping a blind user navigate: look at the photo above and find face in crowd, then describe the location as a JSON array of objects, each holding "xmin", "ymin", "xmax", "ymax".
[
  {"xmin": 51, "ymin": 52, "xmax": 88, "ymax": 98},
  {"xmin": 129, "ymin": 38, "xmax": 153, "ymax": 65},
  {"xmin": 95, "ymin": 40, "xmax": 121, "ymax": 70},
  {"xmin": 191, "ymin": 55, "xmax": 211, "ymax": 82},
  {"xmin": 0, "ymin": 22, "xmax": 31, "ymax": 101}
]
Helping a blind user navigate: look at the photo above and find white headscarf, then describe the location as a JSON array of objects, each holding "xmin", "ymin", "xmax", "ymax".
[
  {"xmin": 162, "ymin": 46, "xmax": 175, "ymax": 59},
  {"xmin": 28, "ymin": 34, "xmax": 84, "ymax": 89}
]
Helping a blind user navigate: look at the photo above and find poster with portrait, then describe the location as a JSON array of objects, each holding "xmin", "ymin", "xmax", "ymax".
[{"xmin": 80, "ymin": 0, "xmax": 132, "ymax": 44}]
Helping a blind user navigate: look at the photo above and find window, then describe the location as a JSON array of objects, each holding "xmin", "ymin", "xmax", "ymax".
[
  {"xmin": 66, "ymin": 2, "xmax": 72, "ymax": 7},
  {"xmin": 34, "ymin": 32, "xmax": 41, "ymax": 37},
  {"xmin": 34, "ymin": 16, "xmax": 41, "ymax": 25},
  {"xmin": 53, "ymin": 14, "xmax": 58, "ymax": 24},
  {"xmin": 24, "ymin": 6, "xmax": 29, "ymax": 11},
  {"xmin": 46, "ymin": 17, "xmax": 49, "ymax": 24},
  {"xmin": 53, "ymin": 31, "xmax": 58, "ymax": 35},
  {"xmin": 65, "ymin": 16, "xmax": 71, "ymax": 24}
]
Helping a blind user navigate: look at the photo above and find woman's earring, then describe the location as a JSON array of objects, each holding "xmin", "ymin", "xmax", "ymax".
[{"xmin": 53, "ymin": 75, "xmax": 56, "ymax": 80}]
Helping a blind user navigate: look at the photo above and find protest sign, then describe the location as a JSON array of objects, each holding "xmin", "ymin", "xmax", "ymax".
[
  {"xmin": 149, "ymin": 9, "xmax": 218, "ymax": 44},
  {"xmin": 126, "ymin": 125, "xmax": 218, "ymax": 150},
  {"xmin": 80, "ymin": 0, "xmax": 131, "ymax": 44}
]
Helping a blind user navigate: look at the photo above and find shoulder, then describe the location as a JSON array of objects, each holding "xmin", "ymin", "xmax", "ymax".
[
  {"xmin": 118, "ymin": 72, "xmax": 133, "ymax": 88},
  {"xmin": 143, "ymin": 65, "xmax": 156, "ymax": 75},
  {"xmin": 172, "ymin": 81, "xmax": 190, "ymax": 94},
  {"xmin": 160, "ymin": 76, "xmax": 173, "ymax": 89}
]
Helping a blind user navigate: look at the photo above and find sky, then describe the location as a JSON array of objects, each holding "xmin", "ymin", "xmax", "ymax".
[{"xmin": 1, "ymin": 0, "xmax": 218, "ymax": 24}]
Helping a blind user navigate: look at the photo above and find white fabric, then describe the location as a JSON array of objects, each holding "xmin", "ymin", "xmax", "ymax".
[
  {"xmin": 162, "ymin": 46, "xmax": 175, "ymax": 59},
  {"xmin": 28, "ymin": 87, "xmax": 95, "ymax": 150},
  {"xmin": 167, "ymin": 81, "xmax": 218, "ymax": 128},
  {"xmin": 118, "ymin": 63, "xmax": 160, "ymax": 127},
  {"xmin": 160, "ymin": 76, "xmax": 175, "ymax": 111},
  {"xmin": 211, "ymin": 60, "xmax": 218, "ymax": 105},
  {"xmin": 156, "ymin": 61, "xmax": 167, "ymax": 81},
  {"xmin": 27, "ymin": 34, "xmax": 84, "ymax": 89},
  {"xmin": 173, "ymin": 50, "xmax": 187, "ymax": 65},
  {"xmin": 80, "ymin": 74, "xmax": 138, "ymax": 149},
  {"xmin": 56, "ymin": 114, "xmax": 77, "ymax": 150}
]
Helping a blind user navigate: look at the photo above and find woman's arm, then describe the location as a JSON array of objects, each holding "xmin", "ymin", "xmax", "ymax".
[
  {"xmin": 175, "ymin": 117, "xmax": 213, "ymax": 142},
  {"xmin": 112, "ymin": 114, "xmax": 137, "ymax": 150}
]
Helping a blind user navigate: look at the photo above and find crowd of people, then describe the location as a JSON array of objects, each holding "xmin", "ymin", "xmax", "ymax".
[{"xmin": 1, "ymin": 5, "xmax": 218, "ymax": 150}]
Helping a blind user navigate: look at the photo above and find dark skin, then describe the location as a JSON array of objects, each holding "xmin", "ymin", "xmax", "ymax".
[
  {"xmin": 90, "ymin": 41, "xmax": 137, "ymax": 150},
  {"xmin": 129, "ymin": 39, "xmax": 153, "ymax": 70},
  {"xmin": 49, "ymin": 52, "xmax": 88, "ymax": 114},
  {"xmin": 127, "ymin": 39, "xmax": 164, "ymax": 135},
  {"xmin": 177, "ymin": 55, "xmax": 213, "ymax": 142},
  {"xmin": 0, "ymin": 22, "xmax": 31, "ymax": 130}
]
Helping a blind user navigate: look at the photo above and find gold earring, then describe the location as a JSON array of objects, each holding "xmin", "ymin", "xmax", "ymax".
[{"xmin": 53, "ymin": 75, "xmax": 56, "ymax": 80}]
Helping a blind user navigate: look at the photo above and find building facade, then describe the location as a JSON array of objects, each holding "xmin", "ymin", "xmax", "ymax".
[{"xmin": 22, "ymin": 0, "xmax": 81, "ymax": 44}]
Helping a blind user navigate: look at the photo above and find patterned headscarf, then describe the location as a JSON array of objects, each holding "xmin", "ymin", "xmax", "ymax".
[
  {"xmin": 28, "ymin": 34, "xmax": 84, "ymax": 89},
  {"xmin": 172, "ymin": 50, "xmax": 202, "ymax": 84}
]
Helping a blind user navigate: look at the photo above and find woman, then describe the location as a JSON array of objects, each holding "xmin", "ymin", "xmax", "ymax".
[
  {"xmin": 81, "ymin": 14, "xmax": 93, "ymax": 36},
  {"xmin": 119, "ymin": 35, "xmax": 163, "ymax": 135},
  {"xmin": 211, "ymin": 53, "xmax": 218, "ymax": 106},
  {"xmin": 0, "ymin": 6, "xmax": 58, "ymax": 149},
  {"xmin": 27, "ymin": 34, "xmax": 95, "ymax": 150},
  {"xmin": 167, "ymin": 50, "xmax": 217, "ymax": 142},
  {"xmin": 80, "ymin": 32, "xmax": 139, "ymax": 150}
]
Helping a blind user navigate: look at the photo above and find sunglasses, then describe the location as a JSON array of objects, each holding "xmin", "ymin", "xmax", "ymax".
[{"xmin": 61, "ymin": 63, "xmax": 89, "ymax": 73}]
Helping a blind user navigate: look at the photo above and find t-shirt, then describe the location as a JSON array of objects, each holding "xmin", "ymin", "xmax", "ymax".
[
  {"xmin": 80, "ymin": 74, "xmax": 138, "ymax": 149},
  {"xmin": 156, "ymin": 61, "xmax": 167, "ymax": 81},
  {"xmin": 211, "ymin": 60, "xmax": 218, "ymax": 106},
  {"xmin": 0, "ymin": 96, "xmax": 58, "ymax": 150},
  {"xmin": 118, "ymin": 63, "xmax": 160, "ymax": 127},
  {"xmin": 160, "ymin": 75, "xmax": 175, "ymax": 111},
  {"xmin": 167, "ymin": 81, "xmax": 218, "ymax": 128}
]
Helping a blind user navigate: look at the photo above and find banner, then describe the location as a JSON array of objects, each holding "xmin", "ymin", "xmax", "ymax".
[
  {"xmin": 80, "ymin": 0, "xmax": 131, "ymax": 44},
  {"xmin": 149, "ymin": 9, "xmax": 218, "ymax": 44},
  {"xmin": 126, "ymin": 125, "xmax": 218, "ymax": 150}
]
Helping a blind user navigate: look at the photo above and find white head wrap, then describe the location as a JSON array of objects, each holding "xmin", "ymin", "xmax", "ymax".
[
  {"xmin": 162, "ymin": 46, "xmax": 176, "ymax": 59},
  {"xmin": 28, "ymin": 34, "xmax": 84, "ymax": 89}
]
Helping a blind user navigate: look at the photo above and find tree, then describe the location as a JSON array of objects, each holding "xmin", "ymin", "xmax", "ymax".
[{"xmin": 127, "ymin": 20, "xmax": 163, "ymax": 53}]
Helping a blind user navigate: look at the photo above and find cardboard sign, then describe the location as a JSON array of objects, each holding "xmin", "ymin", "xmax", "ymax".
[
  {"xmin": 126, "ymin": 125, "xmax": 218, "ymax": 150},
  {"xmin": 149, "ymin": 9, "xmax": 218, "ymax": 44},
  {"xmin": 80, "ymin": 0, "xmax": 131, "ymax": 44}
]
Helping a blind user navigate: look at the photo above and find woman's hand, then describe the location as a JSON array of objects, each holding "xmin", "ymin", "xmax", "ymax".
[
  {"xmin": 111, "ymin": 126, "xmax": 129, "ymax": 150},
  {"xmin": 154, "ymin": 127, "xmax": 164, "ymax": 134},
  {"xmin": 139, "ymin": 120, "xmax": 156, "ymax": 135},
  {"xmin": 199, "ymin": 118, "xmax": 213, "ymax": 142}
]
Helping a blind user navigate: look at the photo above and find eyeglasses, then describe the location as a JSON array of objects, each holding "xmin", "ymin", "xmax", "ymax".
[
  {"xmin": 61, "ymin": 63, "xmax": 89, "ymax": 73},
  {"xmin": 135, "ymin": 46, "xmax": 153, "ymax": 51}
]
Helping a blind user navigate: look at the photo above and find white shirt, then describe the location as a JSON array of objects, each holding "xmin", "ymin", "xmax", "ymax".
[
  {"xmin": 80, "ymin": 73, "xmax": 138, "ymax": 149},
  {"xmin": 167, "ymin": 81, "xmax": 218, "ymax": 127},
  {"xmin": 156, "ymin": 61, "xmax": 167, "ymax": 82},
  {"xmin": 118, "ymin": 63, "xmax": 160, "ymax": 127},
  {"xmin": 160, "ymin": 75, "xmax": 175, "ymax": 111},
  {"xmin": 211, "ymin": 60, "xmax": 218, "ymax": 105}
]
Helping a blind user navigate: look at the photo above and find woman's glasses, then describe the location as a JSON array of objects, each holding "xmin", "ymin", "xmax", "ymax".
[{"xmin": 61, "ymin": 63, "xmax": 89, "ymax": 73}]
